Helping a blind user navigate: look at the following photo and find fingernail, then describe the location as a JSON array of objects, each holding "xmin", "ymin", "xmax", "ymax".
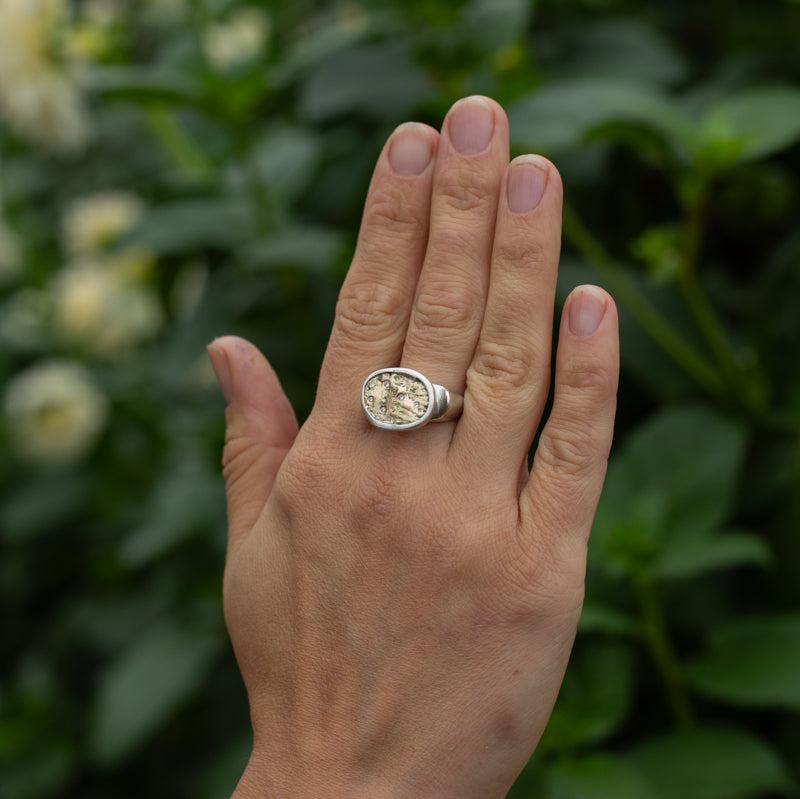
[
  {"xmin": 568, "ymin": 286, "xmax": 607, "ymax": 337},
  {"xmin": 207, "ymin": 340, "xmax": 233, "ymax": 402},
  {"xmin": 507, "ymin": 156, "xmax": 548, "ymax": 213},
  {"xmin": 448, "ymin": 96, "xmax": 494, "ymax": 155},
  {"xmin": 388, "ymin": 123, "xmax": 435, "ymax": 175}
]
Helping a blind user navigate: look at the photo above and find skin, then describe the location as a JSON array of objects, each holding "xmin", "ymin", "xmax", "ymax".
[{"xmin": 207, "ymin": 96, "xmax": 619, "ymax": 799}]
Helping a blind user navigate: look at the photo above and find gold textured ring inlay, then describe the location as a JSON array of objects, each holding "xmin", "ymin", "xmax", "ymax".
[{"xmin": 361, "ymin": 368, "xmax": 463, "ymax": 431}]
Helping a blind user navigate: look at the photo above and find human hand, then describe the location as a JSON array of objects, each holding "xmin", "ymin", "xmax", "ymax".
[{"xmin": 207, "ymin": 95, "xmax": 619, "ymax": 799}]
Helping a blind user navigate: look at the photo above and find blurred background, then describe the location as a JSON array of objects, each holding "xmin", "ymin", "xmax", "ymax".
[{"xmin": 1, "ymin": 0, "xmax": 799, "ymax": 797}]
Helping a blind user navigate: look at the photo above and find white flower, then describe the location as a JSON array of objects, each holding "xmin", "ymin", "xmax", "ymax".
[
  {"xmin": 0, "ymin": 0, "xmax": 90, "ymax": 152},
  {"xmin": 3, "ymin": 360, "xmax": 109, "ymax": 465},
  {"xmin": 63, "ymin": 192, "xmax": 144, "ymax": 256},
  {"xmin": 203, "ymin": 7, "xmax": 271, "ymax": 70},
  {"xmin": 0, "ymin": 212, "xmax": 22, "ymax": 285},
  {"xmin": 52, "ymin": 259, "xmax": 163, "ymax": 354}
]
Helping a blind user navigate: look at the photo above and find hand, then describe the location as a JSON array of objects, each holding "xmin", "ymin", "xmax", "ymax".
[{"xmin": 208, "ymin": 95, "xmax": 619, "ymax": 799}]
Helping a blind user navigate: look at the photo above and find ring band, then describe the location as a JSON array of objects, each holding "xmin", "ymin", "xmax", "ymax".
[{"xmin": 361, "ymin": 368, "xmax": 463, "ymax": 431}]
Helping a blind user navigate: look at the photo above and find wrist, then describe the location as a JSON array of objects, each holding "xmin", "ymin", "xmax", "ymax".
[{"xmin": 231, "ymin": 749, "xmax": 407, "ymax": 799}]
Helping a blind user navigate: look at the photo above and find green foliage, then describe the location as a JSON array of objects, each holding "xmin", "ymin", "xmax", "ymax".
[
  {"xmin": 2, "ymin": 0, "xmax": 800, "ymax": 797},
  {"xmin": 689, "ymin": 615, "xmax": 800, "ymax": 711},
  {"xmin": 631, "ymin": 726, "xmax": 793, "ymax": 799}
]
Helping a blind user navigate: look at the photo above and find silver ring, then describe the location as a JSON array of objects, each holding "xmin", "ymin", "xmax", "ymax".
[{"xmin": 361, "ymin": 367, "xmax": 463, "ymax": 431}]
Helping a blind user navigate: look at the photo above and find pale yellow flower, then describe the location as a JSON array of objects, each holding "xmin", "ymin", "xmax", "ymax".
[
  {"xmin": 203, "ymin": 7, "xmax": 271, "ymax": 70},
  {"xmin": 3, "ymin": 359, "xmax": 109, "ymax": 465},
  {"xmin": 52, "ymin": 259, "xmax": 163, "ymax": 354},
  {"xmin": 63, "ymin": 192, "xmax": 144, "ymax": 256},
  {"xmin": 0, "ymin": 0, "xmax": 89, "ymax": 152}
]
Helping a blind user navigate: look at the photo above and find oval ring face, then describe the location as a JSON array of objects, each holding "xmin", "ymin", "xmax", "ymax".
[{"xmin": 361, "ymin": 368, "xmax": 434, "ymax": 430}]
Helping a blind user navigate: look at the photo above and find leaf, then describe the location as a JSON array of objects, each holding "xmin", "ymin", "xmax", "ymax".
[
  {"xmin": 688, "ymin": 614, "xmax": 800, "ymax": 710},
  {"xmin": 539, "ymin": 642, "xmax": 633, "ymax": 751},
  {"xmin": 460, "ymin": 0, "xmax": 533, "ymax": 53},
  {"xmin": 591, "ymin": 406, "xmax": 747, "ymax": 577},
  {"xmin": 88, "ymin": 65, "xmax": 203, "ymax": 106},
  {"xmin": 653, "ymin": 530, "xmax": 771, "ymax": 580},
  {"xmin": 90, "ymin": 621, "xmax": 219, "ymax": 765},
  {"xmin": 120, "ymin": 462, "xmax": 224, "ymax": 567},
  {"xmin": 630, "ymin": 726, "xmax": 792, "ymax": 799},
  {"xmin": 124, "ymin": 197, "xmax": 254, "ymax": 255},
  {"xmin": 554, "ymin": 20, "xmax": 688, "ymax": 87},
  {"xmin": 698, "ymin": 86, "xmax": 800, "ymax": 166},
  {"xmin": 245, "ymin": 225, "xmax": 344, "ymax": 272},
  {"xmin": 0, "ymin": 473, "xmax": 91, "ymax": 542},
  {"xmin": 249, "ymin": 126, "xmax": 321, "ymax": 200},
  {"xmin": 508, "ymin": 78, "xmax": 694, "ymax": 154},
  {"xmin": 579, "ymin": 602, "xmax": 639, "ymax": 636},
  {"xmin": 547, "ymin": 754, "xmax": 656, "ymax": 799},
  {"xmin": 299, "ymin": 42, "xmax": 434, "ymax": 121}
]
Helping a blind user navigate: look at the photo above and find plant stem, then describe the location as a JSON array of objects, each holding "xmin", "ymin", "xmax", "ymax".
[
  {"xmin": 562, "ymin": 205, "xmax": 726, "ymax": 398},
  {"xmin": 635, "ymin": 575, "xmax": 694, "ymax": 729},
  {"xmin": 677, "ymin": 188, "xmax": 763, "ymax": 413},
  {"xmin": 144, "ymin": 106, "xmax": 213, "ymax": 183}
]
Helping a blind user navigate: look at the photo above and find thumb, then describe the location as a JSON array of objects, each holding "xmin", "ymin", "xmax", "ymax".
[{"xmin": 207, "ymin": 336, "xmax": 298, "ymax": 551}]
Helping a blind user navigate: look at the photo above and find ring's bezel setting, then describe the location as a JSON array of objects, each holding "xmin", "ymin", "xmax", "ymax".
[{"xmin": 361, "ymin": 367, "xmax": 435, "ymax": 431}]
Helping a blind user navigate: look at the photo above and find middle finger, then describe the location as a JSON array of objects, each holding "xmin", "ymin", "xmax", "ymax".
[{"xmin": 400, "ymin": 96, "xmax": 509, "ymax": 406}]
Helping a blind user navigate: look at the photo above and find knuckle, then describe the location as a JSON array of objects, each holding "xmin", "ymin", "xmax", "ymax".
[
  {"xmin": 273, "ymin": 442, "xmax": 339, "ymax": 510},
  {"xmin": 536, "ymin": 420, "xmax": 602, "ymax": 477},
  {"xmin": 362, "ymin": 185, "xmax": 427, "ymax": 242},
  {"xmin": 491, "ymin": 527, "xmax": 587, "ymax": 621},
  {"xmin": 469, "ymin": 339, "xmax": 539, "ymax": 391},
  {"xmin": 334, "ymin": 279, "xmax": 408, "ymax": 342},
  {"xmin": 412, "ymin": 280, "xmax": 481, "ymax": 334},
  {"xmin": 492, "ymin": 237, "xmax": 547, "ymax": 271},
  {"xmin": 558, "ymin": 357, "xmax": 617, "ymax": 399},
  {"xmin": 436, "ymin": 165, "xmax": 495, "ymax": 213},
  {"xmin": 221, "ymin": 431, "xmax": 262, "ymax": 492}
]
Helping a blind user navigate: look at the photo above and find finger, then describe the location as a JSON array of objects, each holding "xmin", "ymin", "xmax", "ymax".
[
  {"xmin": 316, "ymin": 122, "xmax": 438, "ymax": 425},
  {"xmin": 401, "ymin": 96, "xmax": 509, "ymax": 401},
  {"xmin": 207, "ymin": 336, "xmax": 298, "ymax": 552},
  {"xmin": 521, "ymin": 286, "xmax": 619, "ymax": 546},
  {"xmin": 453, "ymin": 155, "xmax": 562, "ymax": 478}
]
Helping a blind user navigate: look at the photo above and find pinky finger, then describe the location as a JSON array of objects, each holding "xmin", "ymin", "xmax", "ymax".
[{"xmin": 521, "ymin": 285, "xmax": 619, "ymax": 544}]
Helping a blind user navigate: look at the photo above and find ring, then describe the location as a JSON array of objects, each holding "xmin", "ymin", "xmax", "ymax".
[{"xmin": 361, "ymin": 368, "xmax": 463, "ymax": 431}]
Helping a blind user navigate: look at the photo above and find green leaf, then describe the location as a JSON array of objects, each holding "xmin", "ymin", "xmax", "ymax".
[
  {"xmin": 688, "ymin": 614, "xmax": 800, "ymax": 710},
  {"xmin": 509, "ymin": 78, "xmax": 694, "ymax": 154},
  {"xmin": 246, "ymin": 225, "xmax": 344, "ymax": 272},
  {"xmin": 249, "ymin": 126, "xmax": 321, "ymax": 200},
  {"xmin": 0, "ymin": 473, "xmax": 91, "ymax": 542},
  {"xmin": 579, "ymin": 602, "xmax": 639, "ymax": 637},
  {"xmin": 630, "ymin": 726, "xmax": 792, "ymax": 799},
  {"xmin": 90, "ymin": 622, "xmax": 219, "ymax": 765},
  {"xmin": 591, "ymin": 406, "xmax": 747, "ymax": 577},
  {"xmin": 653, "ymin": 530, "xmax": 770, "ymax": 580},
  {"xmin": 125, "ymin": 197, "xmax": 254, "ymax": 255},
  {"xmin": 698, "ymin": 86, "xmax": 800, "ymax": 167},
  {"xmin": 88, "ymin": 65, "xmax": 203, "ymax": 106},
  {"xmin": 539, "ymin": 642, "xmax": 633, "ymax": 751},
  {"xmin": 460, "ymin": 0, "xmax": 533, "ymax": 52},
  {"xmin": 299, "ymin": 42, "xmax": 433, "ymax": 121},
  {"xmin": 120, "ymin": 462, "xmax": 224, "ymax": 566},
  {"xmin": 555, "ymin": 20, "xmax": 688, "ymax": 86},
  {"xmin": 547, "ymin": 754, "xmax": 656, "ymax": 799}
]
